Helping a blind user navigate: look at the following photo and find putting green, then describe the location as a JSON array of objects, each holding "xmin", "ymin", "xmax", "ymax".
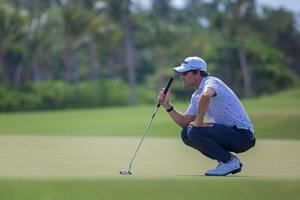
[{"xmin": 0, "ymin": 136, "xmax": 299, "ymax": 179}]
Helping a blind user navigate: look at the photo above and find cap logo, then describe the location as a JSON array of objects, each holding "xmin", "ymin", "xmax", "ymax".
[{"xmin": 183, "ymin": 61, "xmax": 198, "ymax": 69}]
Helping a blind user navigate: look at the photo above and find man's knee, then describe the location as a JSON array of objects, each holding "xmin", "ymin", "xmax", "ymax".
[
  {"xmin": 187, "ymin": 127, "xmax": 202, "ymax": 140},
  {"xmin": 186, "ymin": 127, "xmax": 209, "ymax": 146},
  {"xmin": 181, "ymin": 128, "xmax": 191, "ymax": 146},
  {"xmin": 182, "ymin": 127, "xmax": 209, "ymax": 147}
]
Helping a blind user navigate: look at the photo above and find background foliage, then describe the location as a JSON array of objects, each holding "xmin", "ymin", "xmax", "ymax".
[{"xmin": 0, "ymin": 0, "xmax": 300, "ymax": 111}]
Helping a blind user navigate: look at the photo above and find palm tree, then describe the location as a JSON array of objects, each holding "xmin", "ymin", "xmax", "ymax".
[
  {"xmin": 0, "ymin": 3, "xmax": 29, "ymax": 85},
  {"xmin": 59, "ymin": 5, "xmax": 91, "ymax": 82},
  {"xmin": 122, "ymin": 0, "xmax": 136, "ymax": 105}
]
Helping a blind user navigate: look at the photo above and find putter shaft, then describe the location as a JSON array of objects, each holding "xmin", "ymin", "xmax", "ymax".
[
  {"xmin": 126, "ymin": 106, "xmax": 159, "ymax": 173},
  {"xmin": 120, "ymin": 78, "xmax": 173, "ymax": 175}
]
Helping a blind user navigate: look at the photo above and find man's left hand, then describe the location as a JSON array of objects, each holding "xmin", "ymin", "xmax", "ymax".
[{"xmin": 190, "ymin": 121, "xmax": 213, "ymax": 128}]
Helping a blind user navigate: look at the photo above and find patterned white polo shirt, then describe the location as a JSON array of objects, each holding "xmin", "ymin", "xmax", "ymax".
[{"xmin": 186, "ymin": 76, "xmax": 255, "ymax": 134}]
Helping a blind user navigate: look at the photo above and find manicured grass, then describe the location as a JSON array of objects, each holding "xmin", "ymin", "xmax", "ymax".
[
  {"xmin": 243, "ymin": 88, "xmax": 300, "ymax": 139},
  {"xmin": 0, "ymin": 179, "xmax": 299, "ymax": 200},
  {"xmin": 0, "ymin": 88, "xmax": 299, "ymax": 139},
  {"xmin": 1, "ymin": 137, "xmax": 299, "ymax": 179},
  {"xmin": 0, "ymin": 87, "xmax": 299, "ymax": 200},
  {"xmin": 0, "ymin": 136, "xmax": 300, "ymax": 199}
]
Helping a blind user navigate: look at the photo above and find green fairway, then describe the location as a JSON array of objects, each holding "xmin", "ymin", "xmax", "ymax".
[{"xmin": 0, "ymin": 88, "xmax": 299, "ymax": 139}]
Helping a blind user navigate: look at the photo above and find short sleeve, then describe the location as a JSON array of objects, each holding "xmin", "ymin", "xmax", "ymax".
[
  {"xmin": 204, "ymin": 78, "xmax": 220, "ymax": 95},
  {"xmin": 185, "ymin": 93, "xmax": 198, "ymax": 116}
]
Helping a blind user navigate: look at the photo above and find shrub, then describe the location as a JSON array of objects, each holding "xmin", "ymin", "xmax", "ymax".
[{"xmin": 0, "ymin": 79, "xmax": 161, "ymax": 111}]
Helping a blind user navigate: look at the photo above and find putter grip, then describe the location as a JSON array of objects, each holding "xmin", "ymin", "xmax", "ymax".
[
  {"xmin": 157, "ymin": 77, "xmax": 173, "ymax": 107},
  {"xmin": 163, "ymin": 77, "xmax": 173, "ymax": 95}
]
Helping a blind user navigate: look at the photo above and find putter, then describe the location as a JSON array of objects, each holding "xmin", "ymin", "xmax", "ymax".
[{"xmin": 120, "ymin": 77, "xmax": 173, "ymax": 176}]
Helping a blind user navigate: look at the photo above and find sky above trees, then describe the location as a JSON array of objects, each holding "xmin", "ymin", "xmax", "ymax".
[{"xmin": 134, "ymin": 0, "xmax": 300, "ymax": 13}]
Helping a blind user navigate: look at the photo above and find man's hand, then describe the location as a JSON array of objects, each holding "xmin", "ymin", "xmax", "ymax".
[
  {"xmin": 158, "ymin": 88, "xmax": 171, "ymax": 108},
  {"xmin": 190, "ymin": 121, "xmax": 213, "ymax": 128}
]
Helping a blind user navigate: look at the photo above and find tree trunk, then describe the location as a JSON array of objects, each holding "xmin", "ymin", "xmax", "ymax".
[
  {"xmin": 225, "ymin": 64, "xmax": 233, "ymax": 84},
  {"xmin": 31, "ymin": 59, "xmax": 43, "ymax": 82},
  {"xmin": 122, "ymin": 0, "xmax": 136, "ymax": 106},
  {"xmin": 220, "ymin": 31, "xmax": 233, "ymax": 85},
  {"xmin": 88, "ymin": 38, "xmax": 100, "ymax": 80},
  {"xmin": 63, "ymin": 39, "xmax": 78, "ymax": 82},
  {"xmin": 0, "ymin": 43, "xmax": 6, "ymax": 83},
  {"xmin": 0, "ymin": 44, "xmax": 12, "ymax": 84},
  {"xmin": 13, "ymin": 65, "xmax": 22, "ymax": 86},
  {"xmin": 237, "ymin": 40, "xmax": 252, "ymax": 97}
]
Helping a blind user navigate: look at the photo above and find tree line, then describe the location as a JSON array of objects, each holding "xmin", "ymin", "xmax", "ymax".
[{"xmin": 0, "ymin": 0, "xmax": 300, "ymax": 110}]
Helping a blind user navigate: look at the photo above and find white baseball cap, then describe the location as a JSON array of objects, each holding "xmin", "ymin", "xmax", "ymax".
[{"xmin": 173, "ymin": 56, "xmax": 207, "ymax": 73}]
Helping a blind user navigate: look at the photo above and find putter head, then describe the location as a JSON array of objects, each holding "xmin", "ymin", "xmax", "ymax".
[{"xmin": 120, "ymin": 171, "xmax": 132, "ymax": 176}]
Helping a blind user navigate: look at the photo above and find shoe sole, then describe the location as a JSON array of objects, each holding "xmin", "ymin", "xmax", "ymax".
[{"xmin": 205, "ymin": 163, "xmax": 243, "ymax": 176}]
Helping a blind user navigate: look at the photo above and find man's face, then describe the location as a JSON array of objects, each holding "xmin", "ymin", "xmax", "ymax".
[{"xmin": 180, "ymin": 71, "xmax": 196, "ymax": 88}]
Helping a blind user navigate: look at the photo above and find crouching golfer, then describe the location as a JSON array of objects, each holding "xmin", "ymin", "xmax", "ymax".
[{"xmin": 159, "ymin": 56, "xmax": 255, "ymax": 176}]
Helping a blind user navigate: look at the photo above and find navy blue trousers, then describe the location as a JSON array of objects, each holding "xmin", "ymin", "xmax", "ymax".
[{"xmin": 181, "ymin": 124, "xmax": 255, "ymax": 163}]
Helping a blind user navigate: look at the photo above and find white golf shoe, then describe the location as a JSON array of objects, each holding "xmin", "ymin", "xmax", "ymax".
[{"xmin": 205, "ymin": 155, "xmax": 242, "ymax": 176}]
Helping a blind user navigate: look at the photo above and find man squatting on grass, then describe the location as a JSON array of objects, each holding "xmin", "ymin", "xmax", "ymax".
[{"xmin": 159, "ymin": 56, "xmax": 256, "ymax": 176}]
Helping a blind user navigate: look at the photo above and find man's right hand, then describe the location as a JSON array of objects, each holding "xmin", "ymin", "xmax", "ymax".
[{"xmin": 158, "ymin": 88, "xmax": 171, "ymax": 108}]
